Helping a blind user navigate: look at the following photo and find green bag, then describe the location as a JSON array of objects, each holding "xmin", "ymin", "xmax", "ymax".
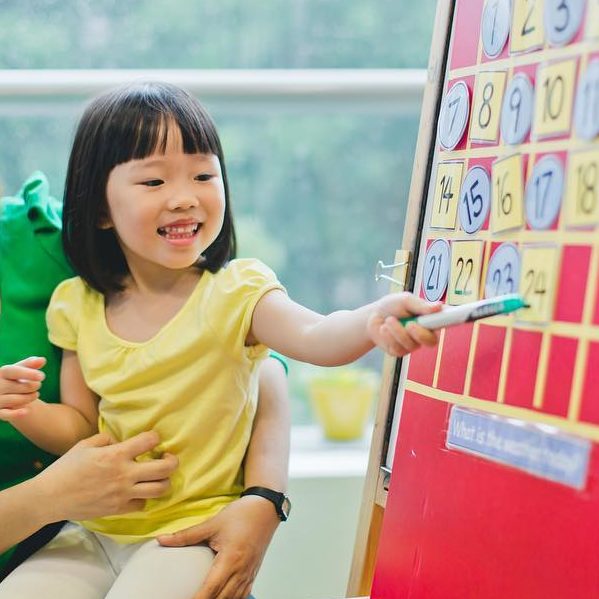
[{"xmin": 0, "ymin": 172, "xmax": 73, "ymax": 569}]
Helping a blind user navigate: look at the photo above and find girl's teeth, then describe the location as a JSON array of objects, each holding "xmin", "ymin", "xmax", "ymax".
[{"xmin": 158, "ymin": 224, "xmax": 199, "ymax": 237}]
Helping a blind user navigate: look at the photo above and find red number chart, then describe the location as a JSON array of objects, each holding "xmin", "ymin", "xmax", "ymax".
[
  {"xmin": 409, "ymin": 0, "xmax": 599, "ymax": 439},
  {"xmin": 372, "ymin": 1, "xmax": 599, "ymax": 598}
]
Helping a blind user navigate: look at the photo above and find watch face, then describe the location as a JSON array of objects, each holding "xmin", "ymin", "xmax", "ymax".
[{"xmin": 281, "ymin": 496, "xmax": 291, "ymax": 519}]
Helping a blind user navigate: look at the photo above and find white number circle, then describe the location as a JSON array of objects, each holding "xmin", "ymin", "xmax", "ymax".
[
  {"xmin": 481, "ymin": 0, "xmax": 511, "ymax": 58},
  {"xmin": 500, "ymin": 73, "xmax": 534, "ymax": 145},
  {"xmin": 574, "ymin": 59, "xmax": 599, "ymax": 141},
  {"xmin": 545, "ymin": 0, "xmax": 585, "ymax": 47},
  {"xmin": 422, "ymin": 239, "xmax": 451, "ymax": 302},
  {"xmin": 459, "ymin": 166, "xmax": 491, "ymax": 234},
  {"xmin": 438, "ymin": 81, "xmax": 470, "ymax": 151},
  {"xmin": 525, "ymin": 155, "xmax": 564, "ymax": 230},
  {"xmin": 485, "ymin": 243, "xmax": 521, "ymax": 299}
]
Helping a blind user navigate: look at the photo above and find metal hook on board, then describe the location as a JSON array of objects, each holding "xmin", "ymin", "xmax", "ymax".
[{"xmin": 375, "ymin": 259, "xmax": 408, "ymax": 288}]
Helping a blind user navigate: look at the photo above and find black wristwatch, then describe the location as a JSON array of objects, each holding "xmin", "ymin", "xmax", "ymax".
[{"xmin": 240, "ymin": 486, "xmax": 292, "ymax": 522}]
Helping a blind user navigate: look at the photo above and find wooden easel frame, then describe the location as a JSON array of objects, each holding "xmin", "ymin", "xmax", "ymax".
[{"xmin": 347, "ymin": 2, "xmax": 456, "ymax": 595}]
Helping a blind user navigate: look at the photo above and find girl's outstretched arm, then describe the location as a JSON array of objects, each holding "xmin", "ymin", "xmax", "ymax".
[
  {"xmin": 158, "ymin": 356, "xmax": 290, "ymax": 599},
  {"xmin": 3, "ymin": 351, "xmax": 99, "ymax": 455},
  {"xmin": 249, "ymin": 289, "xmax": 441, "ymax": 366}
]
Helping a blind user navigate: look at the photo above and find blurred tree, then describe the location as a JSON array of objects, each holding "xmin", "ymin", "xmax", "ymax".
[{"xmin": 0, "ymin": 0, "xmax": 437, "ymax": 68}]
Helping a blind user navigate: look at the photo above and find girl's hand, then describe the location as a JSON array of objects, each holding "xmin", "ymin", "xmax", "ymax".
[
  {"xmin": 158, "ymin": 495, "xmax": 281, "ymax": 599},
  {"xmin": 367, "ymin": 292, "xmax": 442, "ymax": 357},
  {"xmin": 0, "ymin": 356, "xmax": 46, "ymax": 420}
]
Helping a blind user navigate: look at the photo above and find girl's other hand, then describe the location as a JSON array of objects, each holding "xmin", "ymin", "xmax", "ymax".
[
  {"xmin": 367, "ymin": 292, "xmax": 441, "ymax": 357},
  {"xmin": 0, "ymin": 356, "xmax": 46, "ymax": 420}
]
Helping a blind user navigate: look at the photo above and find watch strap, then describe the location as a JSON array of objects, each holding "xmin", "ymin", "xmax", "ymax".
[{"xmin": 240, "ymin": 486, "xmax": 290, "ymax": 521}]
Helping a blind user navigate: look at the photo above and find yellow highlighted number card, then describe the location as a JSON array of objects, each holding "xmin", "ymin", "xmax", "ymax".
[
  {"xmin": 518, "ymin": 245, "xmax": 559, "ymax": 323},
  {"xmin": 448, "ymin": 240, "xmax": 484, "ymax": 305},
  {"xmin": 565, "ymin": 149, "xmax": 599, "ymax": 227},
  {"xmin": 533, "ymin": 60, "xmax": 577, "ymax": 139},
  {"xmin": 491, "ymin": 154, "xmax": 524, "ymax": 233},
  {"xmin": 430, "ymin": 161, "xmax": 464, "ymax": 229},
  {"xmin": 470, "ymin": 71, "xmax": 507, "ymax": 143},
  {"xmin": 510, "ymin": 0, "xmax": 544, "ymax": 54}
]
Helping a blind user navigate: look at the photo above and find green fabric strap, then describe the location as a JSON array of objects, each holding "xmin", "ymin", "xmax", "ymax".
[{"xmin": 267, "ymin": 350, "xmax": 288, "ymax": 375}]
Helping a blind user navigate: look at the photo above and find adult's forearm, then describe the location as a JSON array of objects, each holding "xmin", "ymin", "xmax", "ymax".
[
  {"xmin": 245, "ymin": 357, "xmax": 290, "ymax": 491},
  {"xmin": 0, "ymin": 478, "xmax": 49, "ymax": 553}
]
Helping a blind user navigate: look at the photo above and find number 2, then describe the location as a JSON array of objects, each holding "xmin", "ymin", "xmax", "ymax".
[{"xmin": 522, "ymin": 0, "xmax": 536, "ymax": 36}]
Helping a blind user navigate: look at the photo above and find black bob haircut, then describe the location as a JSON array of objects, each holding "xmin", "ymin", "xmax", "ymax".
[{"xmin": 62, "ymin": 81, "xmax": 236, "ymax": 295}]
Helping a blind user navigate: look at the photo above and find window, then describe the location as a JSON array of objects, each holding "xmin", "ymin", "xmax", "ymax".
[{"xmin": 0, "ymin": 0, "xmax": 437, "ymax": 426}]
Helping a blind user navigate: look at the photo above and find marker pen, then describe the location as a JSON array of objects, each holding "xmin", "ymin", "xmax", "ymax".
[{"xmin": 400, "ymin": 293, "xmax": 529, "ymax": 330}]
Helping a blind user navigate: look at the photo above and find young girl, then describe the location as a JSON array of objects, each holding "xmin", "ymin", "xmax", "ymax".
[
  {"xmin": 0, "ymin": 82, "xmax": 439, "ymax": 598},
  {"xmin": 0, "ymin": 173, "xmax": 289, "ymax": 596}
]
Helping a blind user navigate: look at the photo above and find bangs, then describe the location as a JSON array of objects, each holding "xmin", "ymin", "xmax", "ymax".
[{"xmin": 97, "ymin": 82, "xmax": 223, "ymax": 166}]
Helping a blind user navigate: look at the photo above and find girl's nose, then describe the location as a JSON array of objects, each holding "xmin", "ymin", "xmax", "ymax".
[{"xmin": 167, "ymin": 189, "xmax": 200, "ymax": 211}]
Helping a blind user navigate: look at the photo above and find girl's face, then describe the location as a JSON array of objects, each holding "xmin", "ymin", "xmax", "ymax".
[{"xmin": 103, "ymin": 125, "xmax": 226, "ymax": 278}]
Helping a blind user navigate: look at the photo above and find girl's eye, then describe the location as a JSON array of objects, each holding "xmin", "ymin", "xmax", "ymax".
[
  {"xmin": 195, "ymin": 173, "xmax": 213, "ymax": 182},
  {"xmin": 141, "ymin": 179, "xmax": 164, "ymax": 187}
]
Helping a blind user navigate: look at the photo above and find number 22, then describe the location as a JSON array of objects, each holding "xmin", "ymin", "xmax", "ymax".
[{"xmin": 455, "ymin": 257, "xmax": 474, "ymax": 296}]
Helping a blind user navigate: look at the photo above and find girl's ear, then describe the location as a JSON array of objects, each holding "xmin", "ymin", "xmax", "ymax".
[
  {"xmin": 97, "ymin": 220, "xmax": 113, "ymax": 230},
  {"xmin": 97, "ymin": 210, "xmax": 113, "ymax": 230}
]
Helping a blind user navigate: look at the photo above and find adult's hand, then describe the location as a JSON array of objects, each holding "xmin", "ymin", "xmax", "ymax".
[
  {"xmin": 37, "ymin": 431, "xmax": 178, "ymax": 522},
  {"xmin": 158, "ymin": 495, "xmax": 280, "ymax": 599},
  {"xmin": 0, "ymin": 431, "xmax": 177, "ymax": 554}
]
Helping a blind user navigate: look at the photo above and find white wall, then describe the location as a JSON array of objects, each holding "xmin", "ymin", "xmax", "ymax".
[
  {"xmin": 253, "ymin": 427, "xmax": 369, "ymax": 599},
  {"xmin": 253, "ymin": 475, "xmax": 365, "ymax": 599}
]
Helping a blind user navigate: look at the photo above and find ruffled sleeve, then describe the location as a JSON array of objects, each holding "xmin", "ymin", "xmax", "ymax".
[
  {"xmin": 46, "ymin": 277, "xmax": 88, "ymax": 351},
  {"xmin": 206, "ymin": 259, "xmax": 286, "ymax": 360}
]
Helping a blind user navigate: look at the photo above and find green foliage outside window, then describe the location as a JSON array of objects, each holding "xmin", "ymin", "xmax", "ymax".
[
  {"xmin": 0, "ymin": 0, "xmax": 437, "ymax": 425},
  {"xmin": 0, "ymin": 0, "xmax": 436, "ymax": 69}
]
